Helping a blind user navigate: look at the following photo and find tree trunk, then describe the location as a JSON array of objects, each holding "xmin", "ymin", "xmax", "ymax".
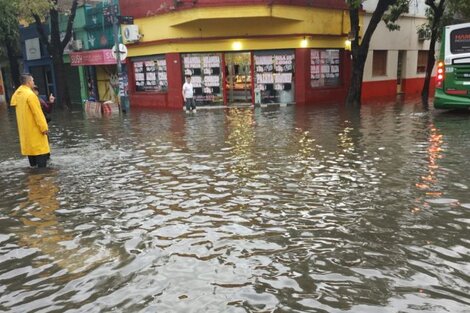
[
  {"xmin": 346, "ymin": 0, "xmax": 397, "ymax": 107},
  {"xmin": 51, "ymin": 48, "xmax": 71, "ymax": 110},
  {"xmin": 421, "ymin": 0, "xmax": 446, "ymax": 108},
  {"xmin": 346, "ymin": 49, "xmax": 367, "ymax": 107},
  {"xmin": 5, "ymin": 37, "xmax": 20, "ymax": 89},
  {"xmin": 421, "ymin": 31, "xmax": 438, "ymax": 108},
  {"xmin": 49, "ymin": 9, "xmax": 71, "ymax": 110},
  {"xmin": 34, "ymin": 0, "xmax": 78, "ymax": 110}
]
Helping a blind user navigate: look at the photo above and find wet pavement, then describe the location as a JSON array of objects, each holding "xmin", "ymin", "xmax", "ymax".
[{"xmin": 0, "ymin": 100, "xmax": 469, "ymax": 313}]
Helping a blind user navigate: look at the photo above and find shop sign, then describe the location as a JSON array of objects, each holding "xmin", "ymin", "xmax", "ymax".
[
  {"xmin": 118, "ymin": 73, "xmax": 128, "ymax": 97},
  {"xmin": 70, "ymin": 49, "xmax": 117, "ymax": 66},
  {"xmin": 112, "ymin": 44, "xmax": 128, "ymax": 62},
  {"xmin": 310, "ymin": 49, "xmax": 341, "ymax": 88},
  {"xmin": 25, "ymin": 38, "xmax": 41, "ymax": 61},
  {"xmin": 134, "ymin": 57, "xmax": 168, "ymax": 93},
  {"xmin": 119, "ymin": 16, "xmax": 134, "ymax": 25},
  {"xmin": 254, "ymin": 51, "xmax": 295, "ymax": 104},
  {"xmin": 182, "ymin": 53, "xmax": 222, "ymax": 104}
]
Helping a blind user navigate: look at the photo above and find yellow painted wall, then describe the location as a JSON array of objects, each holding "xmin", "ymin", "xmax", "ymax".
[
  {"xmin": 129, "ymin": 36, "xmax": 349, "ymax": 57},
  {"xmin": 127, "ymin": 4, "xmax": 353, "ymax": 57}
]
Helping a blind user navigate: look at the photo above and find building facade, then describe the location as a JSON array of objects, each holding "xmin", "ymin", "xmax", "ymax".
[
  {"xmin": 20, "ymin": 25, "xmax": 55, "ymax": 101},
  {"xmin": 361, "ymin": 0, "xmax": 436, "ymax": 101},
  {"xmin": 120, "ymin": 0, "xmax": 353, "ymax": 108},
  {"xmin": 70, "ymin": 0, "xmax": 122, "ymax": 105},
  {"xmin": 19, "ymin": 15, "xmax": 84, "ymax": 109}
]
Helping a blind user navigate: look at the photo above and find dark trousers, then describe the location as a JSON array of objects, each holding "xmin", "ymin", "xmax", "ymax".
[
  {"xmin": 185, "ymin": 98, "xmax": 196, "ymax": 111},
  {"xmin": 28, "ymin": 154, "xmax": 49, "ymax": 168}
]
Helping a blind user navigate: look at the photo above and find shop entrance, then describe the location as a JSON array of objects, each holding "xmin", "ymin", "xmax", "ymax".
[
  {"xmin": 225, "ymin": 52, "xmax": 252, "ymax": 104},
  {"xmin": 29, "ymin": 66, "xmax": 54, "ymax": 99}
]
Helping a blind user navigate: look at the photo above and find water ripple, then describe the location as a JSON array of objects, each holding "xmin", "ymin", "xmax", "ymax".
[{"xmin": 1, "ymin": 104, "xmax": 470, "ymax": 312}]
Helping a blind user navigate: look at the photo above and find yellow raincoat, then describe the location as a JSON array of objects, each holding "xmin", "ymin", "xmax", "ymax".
[{"xmin": 10, "ymin": 85, "xmax": 50, "ymax": 156}]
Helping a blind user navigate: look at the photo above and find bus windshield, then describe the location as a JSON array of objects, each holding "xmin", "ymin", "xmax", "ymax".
[{"xmin": 450, "ymin": 27, "xmax": 470, "ymax": 54}]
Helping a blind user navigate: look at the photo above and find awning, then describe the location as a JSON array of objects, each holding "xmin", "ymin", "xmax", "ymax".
[{"xmin": 70, "ymin": 49, "xmax": 116, "ymax": 66}]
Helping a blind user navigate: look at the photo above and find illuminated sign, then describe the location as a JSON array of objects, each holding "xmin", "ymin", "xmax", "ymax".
[{"xmin": 451, "ymin": 27, "xmax": 470, "ymax": 54}]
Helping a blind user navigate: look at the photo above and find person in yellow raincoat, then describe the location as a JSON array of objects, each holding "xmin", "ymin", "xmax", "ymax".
[{"xmin": 10, "ymin": 74, "xmax": 50, "ymax": 168}]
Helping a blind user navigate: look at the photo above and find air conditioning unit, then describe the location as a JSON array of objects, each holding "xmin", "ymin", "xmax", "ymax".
[
  {"xmin": 418, "ymin": 32, "xmax": 426, "ymax": 41},
  {"xmin": 122, "ymin": 25, "xmax": 141, "ymax": 44},
  {"xmin": 72, "ymin": 39, "xmax": 83, "ymax": 51}
]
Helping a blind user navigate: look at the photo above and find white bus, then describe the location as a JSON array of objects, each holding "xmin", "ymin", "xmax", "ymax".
[{"xmin": 434, "ymin": 22, "xmax": 470, "ymax": 109}]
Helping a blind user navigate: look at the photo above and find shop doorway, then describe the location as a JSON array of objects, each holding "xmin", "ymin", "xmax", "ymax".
[
  {"xmin": 225, "ymin": 52, "xmax": 252, "ymax": 104},
  {"xmin": 29, "ymin": 66, "xmax": 54, "ymax": 99}
]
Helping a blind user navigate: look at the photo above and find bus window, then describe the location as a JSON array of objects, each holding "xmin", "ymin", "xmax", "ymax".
[{"xmin": 450, "ymin": 27, "xmax": 470, "ymax": 54}]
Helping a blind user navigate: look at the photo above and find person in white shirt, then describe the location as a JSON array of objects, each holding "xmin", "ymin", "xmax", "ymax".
[{"xmin": 182, "ymin": 75, "xmax": 196, "ymax": 112}]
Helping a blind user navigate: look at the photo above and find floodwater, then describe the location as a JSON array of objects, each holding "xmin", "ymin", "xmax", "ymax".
[{"xmin": 0, "ymin": 100, "xmax": 469, "ymax": 313}]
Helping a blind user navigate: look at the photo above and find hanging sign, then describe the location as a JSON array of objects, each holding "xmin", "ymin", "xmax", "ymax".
[{"xmin": 111, "ymin": 44, "xmax": 128, "ymax": 62}]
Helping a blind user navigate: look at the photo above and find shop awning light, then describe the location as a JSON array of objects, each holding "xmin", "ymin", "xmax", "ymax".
[
  {"xmin": 232, "ymin": 41, "xmax": 242, "ymax": 51},
  {"xmin": 300, "ymin": 38, "xmax": 308, "ymax": 48}
]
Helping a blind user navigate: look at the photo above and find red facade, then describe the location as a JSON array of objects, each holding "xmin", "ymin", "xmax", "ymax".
[
  {"xmin": 126, "ymin": 49, "xmax": 353, "ymax": 109},
  {"xmin": 362, "ymin": 78, "xmax": 436, "ymax": 102},
  {"xmin": 127, "ymin": 53, "xmax": 184, "ymax": 109},
  {"xmin": 123, "ymin": 0, "xmax": 353, "ymax": 108},
  {"xmin": 295, "ymin": 49, "xmax": 351, "ymax": 105}
]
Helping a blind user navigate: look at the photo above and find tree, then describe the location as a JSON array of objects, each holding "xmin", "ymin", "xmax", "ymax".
[
  {"xmin": 19, "ymin": 0, "xmax": 78, "ymax": 109},
  {"xmin": 420, "ymin": 0, "xmax": 446, "ymax": 108},
  {"xmin": 0, "ymin": 0, "xmax": 21, "ymax": 90},
  {"xmin": 447, "ymin": 0, "xmax": 470, "ymax": 21},
  {"xmin": 346, "ymin": 0, "xmax": 410, "ymax": 107}
]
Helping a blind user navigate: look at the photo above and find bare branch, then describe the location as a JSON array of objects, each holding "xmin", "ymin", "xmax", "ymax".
[
  {"xmin": 425, "ymin": 0, "xmax": 438, "ymax": 11},
  {"xmin": 33, "ymin": 13, "xmax": 51, "ymax": 53},
  {"xmin": 61, "ymin": 0, "xmax": 78, "ymax": 50}
]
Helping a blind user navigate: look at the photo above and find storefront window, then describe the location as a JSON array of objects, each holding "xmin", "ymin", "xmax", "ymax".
[
  {"xmin": 132, "ymin": 55, "xmax": 167, "ymax": 92},
  {"xmin": 182, "ymin": 53, "xmax": 223, "ymax": 105},
  {"xmin": 254, "ymin": 50, "xmax": 295, "ymax": 104},
  {"xmin": 310, "ymin": 49, "xmax": 341, "ymax": 88}
]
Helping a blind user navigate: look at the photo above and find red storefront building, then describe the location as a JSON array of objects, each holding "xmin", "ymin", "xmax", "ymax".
[{"xmin": 120, "ymin": 0, "xmax": 353, "ymax": 109}]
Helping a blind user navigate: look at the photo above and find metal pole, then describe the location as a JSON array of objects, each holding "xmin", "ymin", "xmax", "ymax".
[{"xmin": 111, "ymin": 2, "xmax": 129, "ymax": 112}]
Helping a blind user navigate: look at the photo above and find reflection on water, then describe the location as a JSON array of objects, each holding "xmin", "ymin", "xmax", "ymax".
[
  {"xmin": 226, "ymin": 108, "xmax": 255, "ymax": 176},
  {"xmin": 16, "ymin": 171, "xmax": 66, "ymax": 255},
  {"xmin": 413, "ymin": 124, "xmax": 445, "ymax": 213},
  {"xmin": 1, "ymin": 102, "xmax": 470, "ymax": 312}
]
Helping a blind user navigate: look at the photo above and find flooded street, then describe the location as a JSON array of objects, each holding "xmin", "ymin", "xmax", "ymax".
[{"xmin": 0, "ymin": 101, "xmax": 469, "ymax": 313}]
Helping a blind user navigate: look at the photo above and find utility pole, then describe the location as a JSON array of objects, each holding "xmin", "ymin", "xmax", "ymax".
[{"xmin": 106, "ymin": 1, "xmax": 130, "ymax": 112}]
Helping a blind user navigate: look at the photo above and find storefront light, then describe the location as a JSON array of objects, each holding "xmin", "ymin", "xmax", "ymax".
[
  {"xmin": 345, "ymin": 40, "xmax": 352, "ymax": 51},
  {"xmin": 232, "ymin": 41, "xmax": 242, "ymax": 50},
  {"xmin": 300, "ymin": 38, "xmax": 308, "ymax": 48}
]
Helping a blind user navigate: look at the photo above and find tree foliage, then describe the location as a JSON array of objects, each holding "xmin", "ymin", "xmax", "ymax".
[
  {"xmin": 447, "ymin": 0, "xmax": 470, "ymax": 21},
  {"xmin": 0, "ymin": 0, "xmax": 20, "ymax": 43},
  {"xmin": 16, "ymin": 0, "xmax": 79, "ymax": 109},
  {"xmin": 418, "ymin": 0, "xmax": 470, "ymax": 41},
  {"xmin": 0, "ymin": 0, "xmax": 22, "ymax": 89},
  {"xmin": 383, "ymin": 0, "xmax": 411, "ymax": 31},
  {"xmin": 17, "ymin": 0, "xmax": 54, "ymax": 23}
]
